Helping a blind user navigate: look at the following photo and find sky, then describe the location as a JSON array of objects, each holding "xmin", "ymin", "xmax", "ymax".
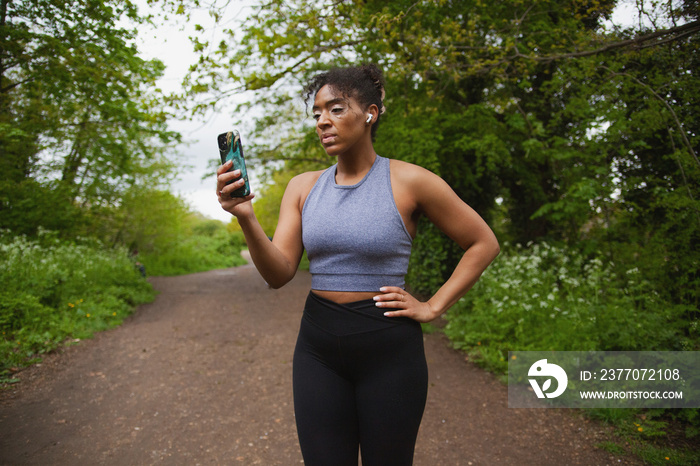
[{"xmin": 134, "ymin": 0, "xmax": 645, "ymax": 224}]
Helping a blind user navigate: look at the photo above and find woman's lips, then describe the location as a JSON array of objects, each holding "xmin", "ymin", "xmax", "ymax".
[{"xmin": 321, "ymin": 133, "xmax": 336, "ymax": 144}]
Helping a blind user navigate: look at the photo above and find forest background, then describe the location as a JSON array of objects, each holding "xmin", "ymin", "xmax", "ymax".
[{"xmin": 1, "ymin": 0, "xmax": 698, "ymax": 463}]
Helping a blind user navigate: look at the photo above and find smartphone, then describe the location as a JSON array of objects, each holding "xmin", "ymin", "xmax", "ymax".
[{"xmin": 217, "ymin": 130, "xmax": 251, "ymax": 198}]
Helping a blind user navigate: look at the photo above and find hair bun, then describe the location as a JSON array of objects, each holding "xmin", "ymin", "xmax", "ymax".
[{"xmin": 361, "ymin": 64, "xmax": 386, "ymax": 114}]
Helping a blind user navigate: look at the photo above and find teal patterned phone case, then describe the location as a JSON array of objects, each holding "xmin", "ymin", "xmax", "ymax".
[{"xmin": 217, "ymin": 130, "xmax": 250, "ymax": 198}]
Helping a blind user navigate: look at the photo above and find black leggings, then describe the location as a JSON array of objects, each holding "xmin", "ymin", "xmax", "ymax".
[{"xmin": 293, "ymin": 292, "xmax": 428, "ymax": 466}]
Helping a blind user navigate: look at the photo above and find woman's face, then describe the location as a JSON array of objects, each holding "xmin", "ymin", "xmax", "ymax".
[{"xmin": 312, "ymin": 85, "xmax": 369, "ymax": 157}]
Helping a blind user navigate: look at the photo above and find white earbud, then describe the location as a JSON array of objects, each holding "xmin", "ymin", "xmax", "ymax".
[{"xmin": 366, "ymin": 114, "xmax": 373, "ymax": 124}]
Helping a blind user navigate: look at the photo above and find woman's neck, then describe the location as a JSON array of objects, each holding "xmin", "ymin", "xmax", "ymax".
[{"xmin": 335, "ymin": 146, "xmax": 377, "ymax": 186}]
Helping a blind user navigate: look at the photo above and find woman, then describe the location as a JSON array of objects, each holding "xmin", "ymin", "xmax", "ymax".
[{"xmin": 217, "ymin": 64, "xmax": 500, "ymax": 466}]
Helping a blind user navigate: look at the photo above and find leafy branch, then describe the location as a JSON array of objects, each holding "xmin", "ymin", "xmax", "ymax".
[
  {"xmin": 512, "ymin": 20, "xmax": 700, "ymax": 62},
  {"xmin": 600, "ymin": 65, "xmax": 700, "ymax": 171}
]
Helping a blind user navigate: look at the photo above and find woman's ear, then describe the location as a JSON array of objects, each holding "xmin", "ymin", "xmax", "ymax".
[{"xmin": 366, "ymin": 104, "xmax": 379, "ymax": 125}]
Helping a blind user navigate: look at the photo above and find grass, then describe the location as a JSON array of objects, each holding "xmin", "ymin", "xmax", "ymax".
[{"xmin": 592, "ymin": 409, "xmax": 700, "ymax": 465}]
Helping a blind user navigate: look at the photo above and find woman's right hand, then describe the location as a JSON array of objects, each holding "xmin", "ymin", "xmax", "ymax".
[{"xmin": 217, "ymin": 160, "xmax": 255, "ymax": 218}]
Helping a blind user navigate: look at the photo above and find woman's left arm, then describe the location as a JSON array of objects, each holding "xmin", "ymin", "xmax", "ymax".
[{"xmin": 375, "ymin": 163, "xmax": 500, "ymax": 322}]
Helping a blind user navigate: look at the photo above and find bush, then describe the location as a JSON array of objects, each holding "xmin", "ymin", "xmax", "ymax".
[
  {"xmin": 138, "ymin": 229, "xmax": 248, "ymax": 276},
  {"xmin": 0, "ymin": 230, "xmax": 155, "ymax": 378},
  {"xmin": 443, "ymin": 241, "xmax": 692, "ymax": 374}
]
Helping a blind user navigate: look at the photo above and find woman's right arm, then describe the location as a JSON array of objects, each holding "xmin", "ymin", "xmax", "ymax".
[{"xmin": 216, "ymin": 161, "xmax": 315, "ymax": 288}]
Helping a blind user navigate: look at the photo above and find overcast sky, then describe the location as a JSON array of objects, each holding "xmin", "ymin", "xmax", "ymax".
[{"xmin": 134, "ymin": 1, "xmax": 643, "ymax": 223}]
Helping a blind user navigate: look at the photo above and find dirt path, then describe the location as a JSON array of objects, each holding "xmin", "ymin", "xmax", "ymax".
[{"xmin": 0, "ymin": 263, "xmax": 635, "ymax": 465}]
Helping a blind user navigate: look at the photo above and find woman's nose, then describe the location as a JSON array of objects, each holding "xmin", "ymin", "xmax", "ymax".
[{"xmin": 316, "ymin": 110, "xmax": 330, "ymax": 127}]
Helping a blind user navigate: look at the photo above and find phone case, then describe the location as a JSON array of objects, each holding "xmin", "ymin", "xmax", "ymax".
[{"xmin": 217, "ymin": 130, "xmax": 250, "ymax": 198}]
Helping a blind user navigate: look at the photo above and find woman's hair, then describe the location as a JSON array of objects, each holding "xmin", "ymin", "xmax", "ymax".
[{"xmin": 303, "ymin": 64, "xmax": 386, "ymax": 140}]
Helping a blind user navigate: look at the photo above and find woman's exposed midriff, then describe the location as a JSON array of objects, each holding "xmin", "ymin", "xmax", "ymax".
[{"xmin": 311, "ymin": 289, "xmax": 378, "ymax": 304}]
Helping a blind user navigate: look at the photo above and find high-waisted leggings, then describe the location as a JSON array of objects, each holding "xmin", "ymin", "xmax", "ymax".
[{"xmin": 293, "ymin": 292, "xmax": 429, "ymax": 466}]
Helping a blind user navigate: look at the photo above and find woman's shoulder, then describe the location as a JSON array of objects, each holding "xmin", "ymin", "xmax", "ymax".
[
  {"xmin": 387, "ymin": 157, "xmax": 453, "ymax": 207},
  {"xmin": 388, "ymin": 158, "xmax": 440, "ymax": 184},
  {"xmin": 288, "ymin": 168, "xmax": 327, "ymax": 191},
  {"xmin": 284, "ymin": 168, "xmax": 329, "ymax": 208}
]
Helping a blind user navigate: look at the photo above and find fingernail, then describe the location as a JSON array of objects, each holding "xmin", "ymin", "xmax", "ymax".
[
  {"xmin": 233, "ymin": 169, "xmax": 240, "ymax": 175},
  {"xmin": 383, "ymin": 312, "xmax": 390, "ymax": 316}
]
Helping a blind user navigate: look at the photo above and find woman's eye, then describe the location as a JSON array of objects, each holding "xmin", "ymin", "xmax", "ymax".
[
  {"xmin": 312, "ymin": 113, "xmax": 321, "ymax": 120},
  {"xmin": 332, "ymin": 107, "xmax": 344, "ymax": 113}
]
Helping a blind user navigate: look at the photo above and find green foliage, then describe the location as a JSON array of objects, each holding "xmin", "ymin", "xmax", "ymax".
[
  {"xmin": 0, "ymin": 0, "xmax": 180, "ymax": 237},
  {"xmin": 138, "ymin": 228, "xmax": 248, "ymax": 276},
  {"xmin": 443, "ymin": 242, "xmax": 693, "ymax": 373},
  {"xmin": 406, "ymin": 218, "xmax": 451, "ymax": 297},
  {"xmin": 252, "ymin": 166, "xmax": 309, "ymax": 237},
  {"xmin": 82, "ymin": 187, "xmax": 247, "ymax": 276},
  {"xmin": 0, "ymin": 230, "xmax": 155, "ymax": 378},
  {"xmin": 0, "ymin": 179, "xmax": 84, "ymax": 237},
  {"xmin": 592, "ymin": 408, "xmax": 700, "ymax": 465},
  {"xmin": 631, "ymin": 443, "xmax": 700, "ymax": 466}
]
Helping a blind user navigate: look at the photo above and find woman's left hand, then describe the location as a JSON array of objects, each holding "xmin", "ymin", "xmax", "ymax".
[{"xmin": 373, "ymin": 286, "xmax": 439, "ymax": 323}]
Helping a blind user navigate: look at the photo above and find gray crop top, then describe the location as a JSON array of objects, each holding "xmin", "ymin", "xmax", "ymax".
[{"xmin": 301, "ymin": 155, "xmax": 413, "ymax": 291}]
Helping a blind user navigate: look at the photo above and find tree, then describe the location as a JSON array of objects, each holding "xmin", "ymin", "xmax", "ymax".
[{"xmin": 0, "ymin": 0, "xmax": 180, "ymax": 236}]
